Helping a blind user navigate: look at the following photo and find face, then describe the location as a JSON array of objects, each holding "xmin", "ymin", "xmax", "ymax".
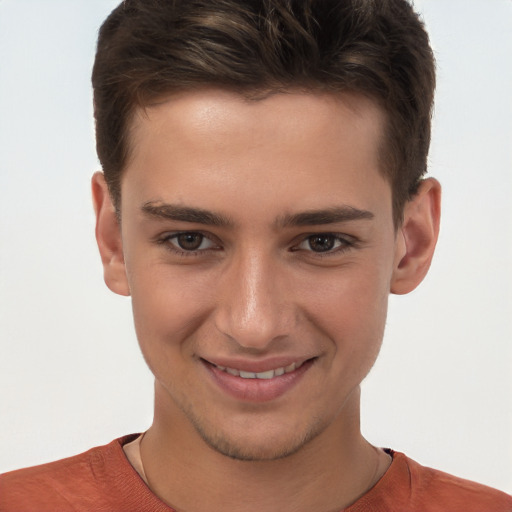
[{"xmin": 114, "ymin": 90, "xmax": 403, "ymax": 460}]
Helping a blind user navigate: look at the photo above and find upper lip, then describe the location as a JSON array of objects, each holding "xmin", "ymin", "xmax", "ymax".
[{"xmin": 201, "ymin": 356, "xmax": 314, "ymax": 374}]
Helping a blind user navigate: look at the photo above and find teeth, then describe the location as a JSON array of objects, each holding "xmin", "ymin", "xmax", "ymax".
[
  {"xmin": 284, "ymin": 362, "xmax": 296, "ymax": 373},
  {"xmin": 215, "ymin": 362, "xmax": 304, "ymax": 379},
  {"xmin": 254, "ymin": 370, "xmax": 275, "ymax": 380},
  {"xmin": 239, "ymin": 371, "xmax": 256, "ymax": 379}
]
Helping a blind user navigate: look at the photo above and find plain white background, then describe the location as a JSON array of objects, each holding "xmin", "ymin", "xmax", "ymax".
[{"xmin": 1, "ymin": 0, "xmax": 511, "ymax": 495}]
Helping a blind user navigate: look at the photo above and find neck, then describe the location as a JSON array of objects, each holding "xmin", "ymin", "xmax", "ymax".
[{"xmin": 137, "ymin": 386, "xmax": 390, "ymax": 512}]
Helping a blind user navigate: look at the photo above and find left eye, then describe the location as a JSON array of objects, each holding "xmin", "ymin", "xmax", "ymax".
[
  {"xmin": 296, "ymin": 234, "xmax": 349, "ymax": 253},
  {"xmin": 168, "ymin": 232, "xmax": 216, "ymax": 251}
]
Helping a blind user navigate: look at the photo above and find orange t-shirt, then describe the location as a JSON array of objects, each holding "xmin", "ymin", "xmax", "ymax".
[{"xmin": 1, "ymin": 435, "xmax": 511, "ymax": 511}]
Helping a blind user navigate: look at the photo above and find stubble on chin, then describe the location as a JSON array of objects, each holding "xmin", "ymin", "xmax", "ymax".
[{"xmin": 184, "ymin": 404, "xmax": 328, "ymax": 462}]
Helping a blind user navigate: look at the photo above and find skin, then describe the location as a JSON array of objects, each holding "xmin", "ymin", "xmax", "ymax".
[{"xmin": 93, "ymin": 89, "xmax": 440, "ymax": 511}]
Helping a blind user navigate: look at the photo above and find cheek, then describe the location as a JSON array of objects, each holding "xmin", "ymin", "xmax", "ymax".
[
  {"xmin": 303, "ymin": 264, "xmax": 390, "ymax": 360},
  {"xmin": 128, "ymin": 263, "xmax": 216, "ymax": 354}
]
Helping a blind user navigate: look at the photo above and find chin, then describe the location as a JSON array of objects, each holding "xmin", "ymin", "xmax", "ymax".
[{"xmin": 190, "ymin": 415, "xmax": 326, "ymax": 462}]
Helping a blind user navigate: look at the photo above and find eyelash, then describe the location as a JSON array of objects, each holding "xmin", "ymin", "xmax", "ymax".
[
  {"xmin": 157, "ymin": 231, "xmax": 221, "ymax": 257},
  {"xmin": 156, "ymin": 231, "xmax": 357, "ymax": 258},
  {"xmin": 291, "ymin": 233, "xmax": 356, "ymax": 257}
]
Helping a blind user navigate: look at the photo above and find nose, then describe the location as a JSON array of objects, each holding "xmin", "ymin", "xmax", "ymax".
[{"xmin": 214, "ymin": 249, "xmax": 293, "ymax": 350}]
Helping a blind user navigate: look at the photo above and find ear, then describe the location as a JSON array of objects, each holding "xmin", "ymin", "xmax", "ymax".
[
  {"xmin": 391, "ymin": 178, "xmax": 441, "ymax": 295},
  {"xmin": 91, "ymin": 171, "xmax": 130, "ymax": 296}
]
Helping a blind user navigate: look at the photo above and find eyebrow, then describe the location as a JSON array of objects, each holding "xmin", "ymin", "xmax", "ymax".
[
  {"xmin": 141, "ymin": 202, "xmax": 374, "ymax": 228},
  {"xmin": 141, "ymin": 202, "xmax": 233, "ymax": 227},
  {"xmin": 277, "ymin": 206, "xmax": 374, "ymax": 227}
]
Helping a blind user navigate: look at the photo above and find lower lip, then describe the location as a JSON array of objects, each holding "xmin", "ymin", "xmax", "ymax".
[{"xmin": 204, "ymin": 360, "xmax": 314, "ymax": 403}]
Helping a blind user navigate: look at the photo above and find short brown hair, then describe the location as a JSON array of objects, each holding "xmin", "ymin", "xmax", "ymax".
[{"xmin": 92, "ymin": 0, "xmax": 435, "ymax": 225}]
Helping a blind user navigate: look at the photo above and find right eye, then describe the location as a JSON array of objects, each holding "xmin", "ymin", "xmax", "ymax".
[{"xmin": 160, "ymin": 232, "xmax": 220, "ymax": 255}]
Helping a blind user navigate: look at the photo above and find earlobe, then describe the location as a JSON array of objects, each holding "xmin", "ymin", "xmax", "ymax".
[
  {"xmin": 91, "ymin": 171, "xmax": 130, "ymax": 296},
  {"xmin": 390, "ymin": 178, "xmax": 441, "ymax": 295}
]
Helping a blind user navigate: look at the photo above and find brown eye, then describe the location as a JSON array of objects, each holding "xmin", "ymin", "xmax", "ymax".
[
  {"xmin": 293, "ymin": 233, "xmax": 353, "ymax": 255},
  {"xmin": 175, "ymin": 233, "xmax": 205, "ymax": 251},
  {"xmin": 307, "ymin": 234, "xmax": 337, "ymax": 252},
  {"xmin": 161, "ymin": 231, "xmax": 219, "ymax": 255}
]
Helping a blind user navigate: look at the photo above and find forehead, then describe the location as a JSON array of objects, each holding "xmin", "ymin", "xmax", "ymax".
[
  {"xmin": 130, "ymin": 88, "xmax": 385, "ymax": 156},
  {"xmin": 122, "ymin": 89, "xmax": 391, "ymax": 222}
]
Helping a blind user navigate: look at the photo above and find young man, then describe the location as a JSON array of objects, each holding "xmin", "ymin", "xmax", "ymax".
[{"xmin": 1, "ymin": 0, "xmax": 511, "ymax": 510}]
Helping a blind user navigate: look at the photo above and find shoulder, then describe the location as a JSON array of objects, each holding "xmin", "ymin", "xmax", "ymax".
[
  {"xmin": 347, "ymin": 450, "xmax": 512, "ymax": 512},
  {"xmin": 404, "ymin": 454, "xmax": 512, "ymax": 511},
  {"xmin": 0, "ymin": 435, "xmax": 142, "ymax": 512}
]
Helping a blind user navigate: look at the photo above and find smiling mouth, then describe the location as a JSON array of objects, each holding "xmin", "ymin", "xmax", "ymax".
[
  {"xmin": 203, "ymin": 358, "xmax": 315, "ymax": 402},
  {"xmin": 207, "ymin": 360, "xmax": 308, "ymax": 380}
]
